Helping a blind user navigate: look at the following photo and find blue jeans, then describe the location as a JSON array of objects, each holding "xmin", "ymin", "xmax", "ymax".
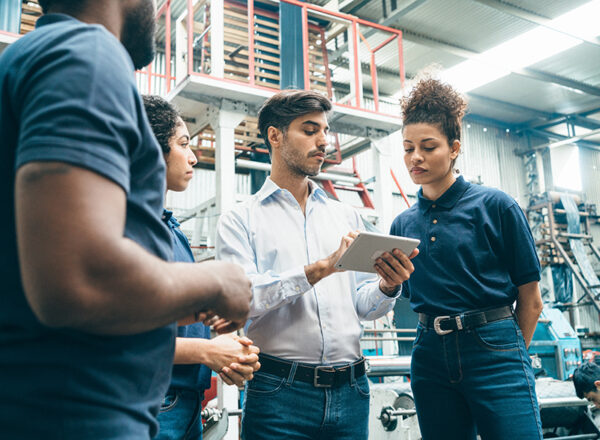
[
  {"xmin": 242, "ymin": 361, "xmax": 370, "ymax": 439},
  {"xmin": 155, "ymin": 389, "xmax": 202, "ymax": 440},
  {"xmin": 411, "ymin": 317, "xmax": 543, "ymax": 440}
]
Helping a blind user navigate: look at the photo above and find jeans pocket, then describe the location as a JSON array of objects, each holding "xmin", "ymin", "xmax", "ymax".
[
  {"xmin": 246, "ymin": 372, "xmax": 286, "ymax": 396},
  {"xmin": 412, "ymin": 325, "xmax": 425, "ymax": 347},
  {"xmin": 473, "ymin": 318, "xmax": 519, "ymax": 352},
  {"xmin": 160, "ymin": 390, "xmax": 179, "ymax": 413},
  {"xmin": 354, "ymin": 375, "xmax": 370, "ymax": 399}
]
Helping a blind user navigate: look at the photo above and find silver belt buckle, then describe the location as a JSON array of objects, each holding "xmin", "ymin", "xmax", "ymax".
[
  {"xmin": 314, "ymin": 366, "xmax": 335, "ymax": 388},
  {"xmin": 433, "ymin": 315, "xmax": 453, "ymax": 335}
]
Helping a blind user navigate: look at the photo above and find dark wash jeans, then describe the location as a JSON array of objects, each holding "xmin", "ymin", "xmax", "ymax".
[
  {"xmin": 241, "ymin": 361, "xmax": 370, "ymax": 440},
  {"xmin": 411, "ymin": 317, "xmax": 543, "ymax": 440},
  {"xmin": 156, "ymin": 388, "xmax": 202, "ymax": 440}
]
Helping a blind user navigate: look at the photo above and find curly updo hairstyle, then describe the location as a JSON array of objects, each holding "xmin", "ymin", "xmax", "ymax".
[{"xmin": 401, "ymin": 77, "xmax": 467, "ymax": 145}]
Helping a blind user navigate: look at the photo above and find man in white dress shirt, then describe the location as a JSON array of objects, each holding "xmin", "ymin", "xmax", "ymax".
[{"xmin": 216, "ymin": 90, "xmax": 416, "ymax": 439}]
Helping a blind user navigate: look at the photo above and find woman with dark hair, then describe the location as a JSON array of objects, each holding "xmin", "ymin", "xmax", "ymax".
[
  {"xmin": 390, "ymin": 77, "xmax": 544, "ymax": 439},
  {"xmin": 142, "ymin": 95, "xmax": 260, "ymax": 440}
]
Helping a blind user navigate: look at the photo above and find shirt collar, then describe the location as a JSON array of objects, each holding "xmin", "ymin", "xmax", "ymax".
[
  {"xmin": 257, "ymin": 177, "xmax": 327, "ymax": 203},
  {"xmin": 417, "ymin": 175, "xmax": 469, "ymax": 213},
  {"xmin": 36, "ymin": 13, "xmax": 81, "ymax": 29},
  {"xmin": 162, "ymin": 209, "xmax": 180, "ymax": 228}
]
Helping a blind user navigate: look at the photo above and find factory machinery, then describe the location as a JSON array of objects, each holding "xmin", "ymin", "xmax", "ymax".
[
  {"xmin": 360, "ymin": 328, "xmax": 600, "ymax": 440},
  {"xmin": 526, "ymin": 191, "xmax": 600, "ymax": 317}
]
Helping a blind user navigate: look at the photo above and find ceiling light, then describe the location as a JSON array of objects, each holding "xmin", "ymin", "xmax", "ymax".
[{"xmin": 441, "ymin": 0, "xmax": 600, "ymax": 93}]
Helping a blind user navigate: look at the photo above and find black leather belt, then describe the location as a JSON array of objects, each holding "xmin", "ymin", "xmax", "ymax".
[
  {"xmin": 258, "ymin": 354, "xmax": 366, "ymax": 388},
  {"xmin": 418, "ymin": 305, "xmax": 513, "ymax": 335}
]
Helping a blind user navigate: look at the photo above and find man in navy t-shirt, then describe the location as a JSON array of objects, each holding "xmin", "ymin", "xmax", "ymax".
[{"xmin": 0, "ymin": 1, "xmax": 252, "ymax": 438}]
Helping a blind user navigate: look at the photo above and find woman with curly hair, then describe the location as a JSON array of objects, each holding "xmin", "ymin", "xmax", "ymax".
[
  {"xmin": 390, "ymin": 77, "xmax": 544, "ymax": 439},
  {"xmin": 142, "ymin": 95, "xmax": 260, "ymax": 440}
]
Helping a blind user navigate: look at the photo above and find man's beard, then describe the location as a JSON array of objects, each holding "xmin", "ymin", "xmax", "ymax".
[
  {"xmin": 121, "ymin": 0, "xmax": 157, "ymax": 70},
  {"xmin": 282, "ymin": 149, "xmax": 322, "ymax": 178}
]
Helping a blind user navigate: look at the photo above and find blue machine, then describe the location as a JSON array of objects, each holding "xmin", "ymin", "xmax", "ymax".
[{"xmin": 529, "ymin": 307, "xmax": 582, "ymax": 380}]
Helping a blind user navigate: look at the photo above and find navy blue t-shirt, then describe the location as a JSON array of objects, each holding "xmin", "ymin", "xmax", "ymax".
[
  {"xmin": 0, "ymin": 14, "xmax": 176, "ymax": 439},
  {"xmin": 163, "ymin": 210, "xmax": 212, "ymax": 393},
  {"xmin": 390, "ymin": 176, "xmax": 540, "ymax": 316}
]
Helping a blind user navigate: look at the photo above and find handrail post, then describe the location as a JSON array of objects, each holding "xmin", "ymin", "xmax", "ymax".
[
  {"xmin": 211, "ymin": 0, "xmax": 225, "ymax": 78},
  {"xmin": 187, "ymin": 0, "xmax": 194, "ymax": 76},
  {"xmin": 350, "ymin": 20, "xmax": 363, "ymax": 108},
  {"xmin": 165, "ymin": 0, "xmax": 172, "ymax": 92},
  {"xmin": 247, "ymin": 0, "xmax": 255, "ymax": 85},
  {"xmin": 301, "ymin": 5, "xmax": 310, "ymax": 90}
]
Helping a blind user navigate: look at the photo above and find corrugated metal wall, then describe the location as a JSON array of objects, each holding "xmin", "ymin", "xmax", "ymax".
[
  {"xmin": 577, "ymin": 147, "xmax": 600, "ymax": 333},
  {"xmin": 165, "ymin": 169, "xmax": 251, "ymax": 212},
  {"xmin": 580, "ymin": 147, "xmax": 600, "ymax": 209}
]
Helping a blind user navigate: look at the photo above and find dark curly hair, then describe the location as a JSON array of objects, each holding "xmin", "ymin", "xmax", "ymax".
[
  {"xmin": 142, "ymin": 95, "xmax": 182, "ymax": 155},
  {"xmin": 401, "ymin": 78, "xmax": 467, "ymax": 145},
  {"xmin": 38, "ymin": 0, "xmax": 84, "ymax": 14},
  {"xmin": 258, "ymin": 90, "xmax": 332, "ymax": 153}
]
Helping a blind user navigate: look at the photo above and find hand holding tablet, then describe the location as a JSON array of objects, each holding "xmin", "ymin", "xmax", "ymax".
[{"xmin": 334, "ymin": 231, "xmax": 420, "ymax": 273}]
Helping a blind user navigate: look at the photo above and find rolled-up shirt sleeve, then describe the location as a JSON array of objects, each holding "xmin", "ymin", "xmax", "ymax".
[
  {"xmin": 216, "ymin": 209, "xmax": 313, "ymax": 319},
  {"xmin": 350, "ymin": 209, "xmax": 401, "ymax": 320},
  {"xmin": 354, "ymin": 270, "xmax": 401, "ymax": 320}
]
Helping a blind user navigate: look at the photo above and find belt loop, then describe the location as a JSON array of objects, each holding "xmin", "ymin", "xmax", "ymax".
[
  {"xmin": 350, "ymin": 363, "xmax": 356, "ymax": 386},
  {"xmin": 286, "ymin": 361, "xmax": 298, "ymax": 386},
  {"xmin": 456, "ymin": 314, "xmax": 464, "ymax": 331}
]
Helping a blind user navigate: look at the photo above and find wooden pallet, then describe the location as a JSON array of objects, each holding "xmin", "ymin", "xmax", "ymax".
[
  {"xmin": 192, "ymin": 115, "xmax": 266, "ymax": 165},
  {"xmin": 20, "ymin": 1, "xmax": 42, "ymax": 35},
  {"xmin": 192, "ymin": 0, "xmax": 331, "ymax": 94}
]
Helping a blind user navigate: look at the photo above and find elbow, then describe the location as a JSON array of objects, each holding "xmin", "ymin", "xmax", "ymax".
[
  {"xmin": 24, "ymin": 281, "xmax": 93, "ymax": 329},
  {"xmin": 529, "ymin": 289, "xmax": 544, "ymax": 316}
]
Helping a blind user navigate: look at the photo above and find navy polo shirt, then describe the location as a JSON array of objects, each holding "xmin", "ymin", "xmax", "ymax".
[
  {"xmin": 163, "ymin": 210, "xmax": 212, "ymax": 393},
  {"xmin": 0, "ymin": 14, "xmax": 175, "ymax": 439},
  {"xmin": 390, "ymin": 176, "xmax": 540, "ymax": 316}
]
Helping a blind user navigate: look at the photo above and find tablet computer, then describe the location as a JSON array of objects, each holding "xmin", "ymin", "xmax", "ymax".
[{"xmin": 334, "ymin": 231, "xmax": 420, "ymax": 273}]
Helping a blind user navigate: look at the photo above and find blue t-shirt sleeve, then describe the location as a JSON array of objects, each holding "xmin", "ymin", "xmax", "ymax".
[
  {"xmin": 501, "ymin": 203, "xmax": 541, "ymax": 286},
  {"xmin": 14, "ymin": 29, "xmax": 140, "ymax": 193}
]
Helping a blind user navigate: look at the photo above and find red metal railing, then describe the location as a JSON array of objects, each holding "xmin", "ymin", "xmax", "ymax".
[
  {"xmin": 156, "ymin": 0, "xmax": 404, "ymax": 116},
  {"xmin": 136, "ymin": 0, "xmax": 176, "ymax": 95},
  {"xmin": 390, "ymin": 169, "xmax": 411, "ymax": 208},
  {"xmin": 0, "ymin": 30, "xmax": 20, "ymax": 39}
]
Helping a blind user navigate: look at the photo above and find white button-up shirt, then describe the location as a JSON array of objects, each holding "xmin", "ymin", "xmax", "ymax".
[{"xmin": 216, "ymin": 178, "xmax": 400, "ymax": 364}]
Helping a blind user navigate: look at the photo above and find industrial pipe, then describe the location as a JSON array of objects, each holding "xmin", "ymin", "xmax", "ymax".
[{"xmin": 366, "ymin": 355, "xmax": 411, "ymax": 377}]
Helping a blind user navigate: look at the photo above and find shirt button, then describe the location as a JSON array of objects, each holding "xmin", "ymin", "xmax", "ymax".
[
  {"xmin": 295, "ymin": 286, "xmax": 300, "ymax": 292},
  {"xmin": 431, "ymin": 236, "xmax": 436, "ymax": 242},
  {"xmin": 433, "ymin": 219, "xmax": 438, "ymax": 224},
  {"xmin": 432, "ymin": 204, "xmax": 437, "ymax": 208}
]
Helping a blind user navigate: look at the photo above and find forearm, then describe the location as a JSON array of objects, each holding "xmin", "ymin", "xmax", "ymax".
[
  {"xmin": 305, "ymin": 259, "xmax": 334, "ymax": 285},
  {"xmin": 515, "ymin": 281, "xmax": 543, "ymax": 347},
  {"xmin": 16, "ymin": 162, "xmax": 250, "ymax": 335},
  {"xmin": 30, "ymin": 237, "xmax": 223, "ymax": 335},
  {"xmin": 173, "ymin": 337, "xmax": 213, "ymax": 365}
]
